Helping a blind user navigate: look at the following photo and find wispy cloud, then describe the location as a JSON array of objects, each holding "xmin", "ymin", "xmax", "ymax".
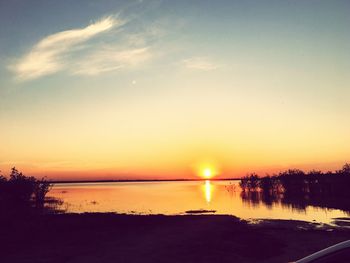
[
  {"xmin": 10, "ymin": 13, "xmax": 208, "ymax": 81},
  {"xmin": 73, "ymin": 47, "xmax": 151, "ymax": 76},
  {"xmin": 10, "ymin": 16, "xmax": 124, "ymax": 80},
  {"xmin": 183, "ymin": 57, "xmax": 218, "ymax": 71}
]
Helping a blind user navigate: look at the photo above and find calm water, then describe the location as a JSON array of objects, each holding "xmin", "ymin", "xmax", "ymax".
[{"xmin": 49, "ymin": 180, "xmax": 348, "ymax": 224}]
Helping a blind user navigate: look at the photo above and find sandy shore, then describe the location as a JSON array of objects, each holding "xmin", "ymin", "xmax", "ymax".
[{"xmin": 1, "ymin": 213, "xmax": 350, "ymax": 263}]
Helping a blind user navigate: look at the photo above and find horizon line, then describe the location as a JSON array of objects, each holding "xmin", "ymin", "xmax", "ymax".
[{"xmin": 50, "ymin": 178, "xmax": 241, "ymax": 184}]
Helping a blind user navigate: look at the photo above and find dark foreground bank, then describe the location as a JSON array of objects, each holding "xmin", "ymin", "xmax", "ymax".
[{"xmin": 1, "ymin": 214, "xmax": 350, "ymax": 263}]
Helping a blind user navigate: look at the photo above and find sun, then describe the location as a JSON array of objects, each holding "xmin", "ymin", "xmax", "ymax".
[
  {"xmin": 203, "ymin": 168, "xmax": 212, "ymax": 179},
  {"xmin": 193, "ymin": 160, "xmax": 220, "ymax": 179}
]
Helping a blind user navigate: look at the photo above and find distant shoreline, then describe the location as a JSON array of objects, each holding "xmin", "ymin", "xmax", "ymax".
[{"xmin": 50, "ymin": 178, "xmax": 241, "ymax": 184}]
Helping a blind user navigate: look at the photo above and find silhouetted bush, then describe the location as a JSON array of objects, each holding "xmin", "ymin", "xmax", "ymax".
[
  {"xmin": 0, "ymin": 173, "xmax": 7, "ymax": 202},
  {"xmin": 278, "ymin": 169, "xmax": 306, "ymax": 195},
  {"xmin": 259, "ymin": 176, "xmax": 273, "ymax": 194},
  {"xmin": 34, "ymin": 178, "xmax": 52, "ymax": 208},
  {"xmin": 0, "ymin": 167, "xmax": 54, "ymax": 215},
  {"xmin": 338, "ymin": 163, "xmax": 350, "ymax": 176},
  {"xmin": 240, "ymin": 173, "xmax": 259, "ymax": 192},
  {"xmin": 7, "ymin": 167, "xmax": 36, "ymax": 206},
  {"xmin": 238, "ymin": 163, "xmax": 350, "ymax": 213},
  {"xmin": 239, "ymin": 177, "xmax": 249, "ymax": 192}
]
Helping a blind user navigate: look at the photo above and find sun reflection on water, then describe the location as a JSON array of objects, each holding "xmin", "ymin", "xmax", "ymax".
[{"xmin": 204, "ymin": 180, "xmax": 212, "ymax": 203}]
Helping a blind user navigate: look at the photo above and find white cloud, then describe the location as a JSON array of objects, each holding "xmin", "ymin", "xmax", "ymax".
[
  {"xmin": 72, "ymin": 47, "xmax": 151, "ymax": 76},
  {"xmin": 10, "ymin": 16, "xmax": 124, "ymax": 80},
  {"xmin": 183, "ymin": 57, "xmax": 218, "ymax": 71}
]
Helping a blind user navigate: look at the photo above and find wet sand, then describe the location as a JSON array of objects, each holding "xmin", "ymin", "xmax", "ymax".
[{"xmin": 1, "ymin": 213, "xmax": 350, "ymax": 263}]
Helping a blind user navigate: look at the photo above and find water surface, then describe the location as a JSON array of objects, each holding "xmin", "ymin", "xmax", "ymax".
[{"xmin": 49, "ymin": 180, "xmax": 348, "ymax": 224}]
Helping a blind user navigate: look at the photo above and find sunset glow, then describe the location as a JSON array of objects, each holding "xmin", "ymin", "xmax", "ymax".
[
  {"xmin": 0, "ymin": 1, "xmax": 348, "ymax": 180},
  {"xmin": 195, "ymin": 162, "xmax": 219, "ymax": 179}
]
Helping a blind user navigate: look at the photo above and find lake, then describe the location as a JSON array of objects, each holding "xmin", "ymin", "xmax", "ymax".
[{"xmin": 49, "ymin": 180, "xmax": 349, "ymax": 224}]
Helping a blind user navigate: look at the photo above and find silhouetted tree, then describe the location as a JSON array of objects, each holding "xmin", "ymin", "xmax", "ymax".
[
  {"xmin": 340, "ymin": 163, "xmax": 350, "ymax": 176},
  {"xmin": 239, "ymin": 177, "xmax": 249, "ymax": 192},
  {"xmin": 34, "ymin": 178, "xmax": 52, "ymax": 209},
  {"xmin": 240, "ymin": 173, "xmax": 260, "ymax": 192},
  {"xmin": 7, "ymin": 167, "xmax": 36, "ymax": 206},
  {"xmin": 0, "ymin": 167, "xmax": 54, "ymax": 215},
  {"xmin": 259, "ymin": 176, "xmax": 273, "ymax": 194},
  {"xmin": 278, "ymin": 169, "xmax": 306, "ymax": 195},
  {"xmin": 238, "ymin": 163, "xmax": 350, "ymax": 213}
]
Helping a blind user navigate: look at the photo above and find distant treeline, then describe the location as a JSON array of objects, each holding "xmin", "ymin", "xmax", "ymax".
[
  {"xmin": 239, "ymin": 163, "xmax": 350, "ymax": 212},
  {"xmin": 0, "ymin": 167, "xmax": 56, "ymax": 215}
]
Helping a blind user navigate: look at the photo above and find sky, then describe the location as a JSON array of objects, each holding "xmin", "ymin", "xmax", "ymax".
[{"xmin": 0, "ymin": 0, "xmax": 349, "ymax": 180}]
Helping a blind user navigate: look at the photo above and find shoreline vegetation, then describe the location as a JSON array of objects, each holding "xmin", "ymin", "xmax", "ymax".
[
  {"xmin": 0, "ymin": 167, "xmax": 61, "ymax": 216},
  {"xmin": 238, "ymin": 163, "xmax": 350, "ymax": 213}
]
